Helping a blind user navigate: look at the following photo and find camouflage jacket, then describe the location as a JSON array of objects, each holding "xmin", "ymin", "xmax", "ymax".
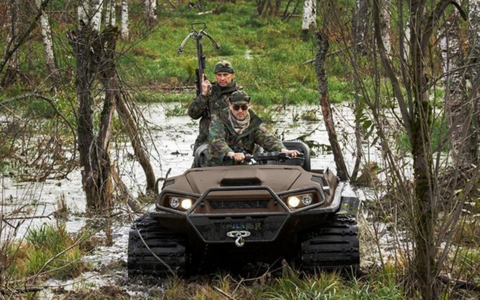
[
  {"xmin": 188, "ymin": 81, "xmax": 240, "ymax": 152},
  {"xmin": 207, "ymin": 108, "xmax": 285, "ymax": 166}
]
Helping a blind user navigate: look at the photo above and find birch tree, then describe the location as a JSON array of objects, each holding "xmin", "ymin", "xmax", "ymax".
[
  {"xmin": 105, "ymin": 0, "xmax": 116, "ymax": 26},
  {"xmin": 78, "ymin": 3, "xmax": 87, "ymax": 26},
  {"xmin": 35, "ymin": 0, "xmax": 60, "ymax": 83},
  {"xmin": 0, "ymin": 0, "xmax": 51, "ymax": 80},
  {"xmin": 77, "ymin": 0, "xmax": 103, "ymax": 31},
  {"xmin": 92, "ymin": 0, "xmax": 104, "ymax": 31},
  {"xmin": 470, "ymin": 0, "xmax": 480, "ymax": 145},
  {"xmin": 121, "ymin": 0, "xmax": 129, "ymax": 39},
  {"xmin": 439, "ymin": 11, "xmax": 476, "ymax": 169},
  {"xmin": 379, "ymin": 0, "xmax": 391, "ymax": 55},
  {"xmin": 372, "ymin": 1, "xmax": 468, "ymax": 298},
  {"xmin": 2, "ymin": 0, "xmax": 20, "ymax": 87},
  {"xmin": 145, "ymin": 0, "xmax": 157, "ymax": 26},
  {"xmin": 353, "ymin": 0, "xmax": 368, "ymax": 54},
  {"xmin": 301, "ymin": 0, "xmax": 316, "ymax": 32}
]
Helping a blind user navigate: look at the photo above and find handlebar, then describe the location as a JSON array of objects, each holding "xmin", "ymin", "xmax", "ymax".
[{"xmin": 223, "ymin": 151, "xmax": 304, "ymax": 165}]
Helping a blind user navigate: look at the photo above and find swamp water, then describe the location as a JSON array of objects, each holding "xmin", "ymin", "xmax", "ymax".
[{"xmin": 1, "ymin": 102, "xmax": 388, "ymax": 297}]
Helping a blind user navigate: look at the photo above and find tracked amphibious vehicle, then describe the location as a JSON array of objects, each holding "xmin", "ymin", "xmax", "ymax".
[{"xmin": 127, "ymin": 141, "xmax": 360, "ymax": 276}]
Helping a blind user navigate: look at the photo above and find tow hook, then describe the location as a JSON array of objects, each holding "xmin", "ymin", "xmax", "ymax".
[{"xmin": 227, "ymin": 230, "xmax": 251, "ymax": 247}]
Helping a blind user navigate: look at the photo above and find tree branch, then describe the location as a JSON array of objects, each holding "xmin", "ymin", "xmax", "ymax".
[
  {"xmin": 422, "ymin": 0, "xmax": 467, "ymax": 51},
  {"xmin": 0, "ymin": 0, "xmax": 52, "ymax": 74},
  {"xmin": 372, "ymin": 0, "xmax": 412, "ymax": 139}
]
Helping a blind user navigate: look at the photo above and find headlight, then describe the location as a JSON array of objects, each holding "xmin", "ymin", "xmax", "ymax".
[
  {"xmin": 287, "ymin": 196, "xmax": 301, "ymax": 208},
  {"xmin": 168, "ymin": 196, "xmax": 193, "ymax": 210},
  {"xmin": 287, "ymin": 193, "xmax": 314, "ymax": 208},
  {"xmin": 301, "ymin": 194, "xmax": 313, "ymax": 205},
  {"xmin": 180, "ymin": 198, "xmax": 193, "ymax": 210},
  {"xmin": 169, "ymin": 197, "xmax": 181, "ymax": 208}
]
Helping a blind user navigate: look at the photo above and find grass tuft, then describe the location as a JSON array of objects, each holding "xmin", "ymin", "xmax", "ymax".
[{"xmin": 5, "ymin": 223, "xmax": 91, "ymax": 280}]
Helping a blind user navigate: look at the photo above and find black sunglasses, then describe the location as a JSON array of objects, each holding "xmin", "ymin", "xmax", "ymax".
[{"xmin": 232, "ymin": 104, "xmax": 249, "ymax": 111}]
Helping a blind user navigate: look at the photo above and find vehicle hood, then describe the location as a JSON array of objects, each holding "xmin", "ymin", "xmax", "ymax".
[{"xmin": 170, "ymin": 165, "xmax": 304, "ymax": 195}]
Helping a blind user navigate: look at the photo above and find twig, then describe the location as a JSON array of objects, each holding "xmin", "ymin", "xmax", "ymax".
[
  {"xmin": 303, "ymin": 42, "xmax": 365, "ymax": 64},
  {"xmin": 0, "ymin": 0, "xmax": 52, "ymax": 74},
  {"xmin": 296, "ymin": 122, "xmax": 322, "ymax": 140},
  {"xmin": 438, "ymin": 275, "xmax": 480, "ymax": 292},
  {"xmin": 0, "ymin": 286, "xmax": 43, "ymax": 295},
  {"xmin": 0, "ymin": 92, "xmax": 77, "ymax": 169},
  {"xmin": 155, "ymin": 168, "xmax": 172, "ymax": 193},
  {"xmin": 2, "ymin": 214, "xmax": 52, "ymax": 221},
  {"xmin": 134, "ymin": 223, "xmax": 175, "ymax": 276},
  {"xmin": 28, "ymin": 232, "xmax": 89, "ymax": 283},
  {"xmin": 166, "ymin": 0, "xmax": 176, "ymax": 9},
  {"xmin": 213, "ymin": 286, "xmax": 237, "ymax": 300}
]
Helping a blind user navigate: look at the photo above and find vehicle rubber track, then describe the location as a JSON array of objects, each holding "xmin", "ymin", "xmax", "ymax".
[
  {"xmin": 299, "ymin": 214, "xmax": 359, "ymax": 272},
  {"xmin": 128, "ymin": 214, "xmax": 186, "ymax": 277}
]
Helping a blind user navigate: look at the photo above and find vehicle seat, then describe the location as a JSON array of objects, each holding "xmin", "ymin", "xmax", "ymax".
[
  {"xmin": 193, "ymin": 144, "xmax": 208, "ymax": 168},
  {"xmin": 282, "ymin": 141, "xmax": 311, "ymax": 171}
]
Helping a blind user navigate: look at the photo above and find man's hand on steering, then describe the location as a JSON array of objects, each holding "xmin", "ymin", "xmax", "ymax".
[
  {"xmin": 227, "ymin": 151, "xmax": 245, "ymax": 162},
  {"xmin": 280, "ymin": 148, "xmax": 300, "ymax": 158}
]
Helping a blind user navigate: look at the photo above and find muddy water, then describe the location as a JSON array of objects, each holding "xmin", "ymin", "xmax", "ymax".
[{"xmin": 1, "ymin": 102, "xmax": 365, "ymax": 296}]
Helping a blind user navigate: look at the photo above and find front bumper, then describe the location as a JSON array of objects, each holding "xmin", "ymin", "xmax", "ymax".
[{"xmin": 152, "ymin": 183, "xmax": 346, "ymax": 245}]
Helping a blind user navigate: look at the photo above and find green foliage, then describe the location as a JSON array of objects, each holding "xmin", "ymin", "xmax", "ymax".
[
  {"xmin": 5, "ymin": 224, "xmax": 90, "ymax": 279},
  {"xmin": 396, "ymin": 117, "xmax": 450, "ymax": 153},
  {"xmin": 23, "ymin": 100, "xmax": 57, "ymax": 119},
  {"xmin": 0, "ymin": 1, "xmax": 356, "ymax": 107},
  {"xmin": 165, "ymin": 103, "xmax": 189, "ymax": 117},
  {"xmin": 301, "ymin": 108, "xmax": 320, "ymax": 121},
  {"xmin": 133, "ymin": 90, "xmax": 193, "ymax": 103},
  {"xmin": 116, "ymin": 1, "xmax": 348, "ymax": 105},
  {"xmin": 159, "ymin": 266, "xmax": 406, "ymax": 299}
]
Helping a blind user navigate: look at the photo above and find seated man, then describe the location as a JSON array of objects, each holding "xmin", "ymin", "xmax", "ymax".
[{"xmin": 207, "ymin": 91, "xmax": 299, "ymax": 166}]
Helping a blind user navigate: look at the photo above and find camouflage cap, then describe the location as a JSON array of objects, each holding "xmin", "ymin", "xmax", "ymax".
[
  {"xmin": 214, "ymin": 60, "xmax": 234, "ymax": 73},
  {"xmin": 229, "ymin": 91, "xmax": 251, "ymax": 105}
]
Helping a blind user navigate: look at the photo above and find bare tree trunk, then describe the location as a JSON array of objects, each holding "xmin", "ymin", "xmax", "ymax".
[
  {"xmin": 98, "ymin": 25, "xmax": 156, "ymax": 193},
  {"xmin": 256, "ymin": 0, "xmax": 267, "ymax": 16},
  {"xmin": 315, "ymin": 31, "xmax": 349, "ymax": 181},
  {"xmin": 78, "ymin": 2, "xmax": 87, "ymax": 26},
  {"xmin": 105, "ymin": 0, "xmax": 116, "ymax": 26},
  {"xmin": 439, "ymin": 11, "xmax": 476, "ymax": 169},
  {"xmin": 404, "ymin": 19, "xmax": 411, "ymax": 60},
  {"xmin": 0, "ymin": 0, "xmax": 50, "ymax": 77},
  {"xmin": 145, "ymin": 0, "xmax": 157, "ymax": 26},
  {"xmin": 352, "ymin": 0, "xmax": 369, "ymax": 54},
  {"xmin": 121, "ymin": 0, "xmax": 129, "ymax": 39},
  {"xmin": 116, "ymin": 95, "xmax": 157, "ymax": 192},
  {"xmin": 301, "ymin": 0, "xmax": 316, "ymax": 32},
  {"xmin": 67, "ymin": 25, "xmax": 117, "ymax": 212},
  {"xmin": 350, "ymin": 70, "xmax": 364, "ymax": 180},
  {"xmin": 469, "ymin": 0, "xmax": 480, "ymax": 158},
  {"xmin": 35, "ymin": 0, "xmax": 60, "ymax": 83},
  {"xmin": 274, "ymin": 0, "xmax": 282, "ymax": 16},
  {"xmin": 407, "ymin": 2, "xmax": 437, "ymax": 298},
  {"xmin": 373, "ymin": 0, "xmax": 459, "ymax": 297},
  {"xmin": 2, "ymin": 0, "xmax": 20, "ymax": 88},
  {"xmin": 379, "ymin": 0, "xmax": 391, "ymax": 55},
  {"xmin": 92, "ymin": 0, "xmax": 103, "ymax": 31}
]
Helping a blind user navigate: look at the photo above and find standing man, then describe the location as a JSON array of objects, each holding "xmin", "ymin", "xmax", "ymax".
[
  {"xmin": 188, "ymin": 60, "xmax": 241, "ymax": 153},
  {"xmin": 207, "ymin": 91, "xmax": 299, "ymax": 166}
]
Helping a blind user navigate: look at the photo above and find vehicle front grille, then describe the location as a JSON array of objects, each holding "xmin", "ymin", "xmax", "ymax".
[{"xmin": 209, "ymin": 199, "xmax": 270, "ymax": 209}]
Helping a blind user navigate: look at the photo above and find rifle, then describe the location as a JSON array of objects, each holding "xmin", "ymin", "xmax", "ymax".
[{"xmin": 177, "ymin": 23, "xmax": 220, "ymax": 118}]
